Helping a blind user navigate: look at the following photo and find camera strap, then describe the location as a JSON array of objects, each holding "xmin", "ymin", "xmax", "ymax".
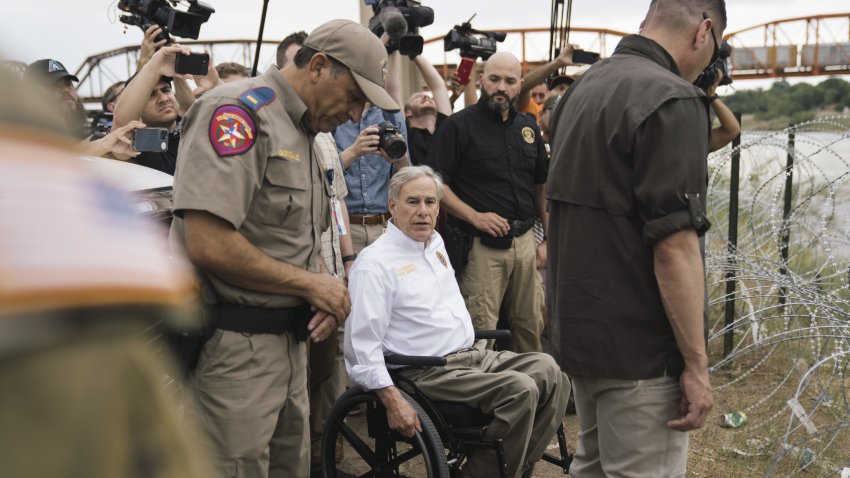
[{"xmin": 381, "ymin": 110, "xmax": 399, "ymax": 127}]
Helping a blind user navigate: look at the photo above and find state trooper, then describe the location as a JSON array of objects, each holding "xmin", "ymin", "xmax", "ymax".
[{"xmin": 169, "ymin": 19, "xmax": 399, "ymax": 478}]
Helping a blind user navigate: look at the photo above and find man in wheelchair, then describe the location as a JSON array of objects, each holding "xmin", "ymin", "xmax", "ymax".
[{"xmin": 344, "ymin": 165, "xmax": 570, "ymax": 478}]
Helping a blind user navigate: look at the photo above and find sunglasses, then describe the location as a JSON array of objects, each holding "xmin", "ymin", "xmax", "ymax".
[{"xmin": 703, "ymin": 12, "xmax": 720, "ymax": 66}]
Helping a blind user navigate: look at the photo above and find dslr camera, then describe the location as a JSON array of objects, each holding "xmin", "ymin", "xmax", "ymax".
[
  {"xmin": 118, "ymin": 0, "xmax": 215, "ymax": 42},
  {"xmin": 375, "ymin": 121, "xmax": 407, "ymax": 160},
  {"xmin": 367, "ymin": 0, "xmax": 434, "ymax": 57},
  {"xmin": 444, "ymin": 16, "xmax": 506, "ymax": 84},
  {"xmin": 694, "ymin": 40, "xmax": 733, "ymax": 91}
]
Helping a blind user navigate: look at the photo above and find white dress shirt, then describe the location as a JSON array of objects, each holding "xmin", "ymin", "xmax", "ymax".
[{"xmin": 344, "ymin": 221, "xmax": 475, "ymax": 391}]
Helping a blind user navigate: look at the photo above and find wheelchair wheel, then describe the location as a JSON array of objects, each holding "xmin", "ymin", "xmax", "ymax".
[{"xmin": 322, "ymin": 387, "xmax": 449, "ymax": 478}]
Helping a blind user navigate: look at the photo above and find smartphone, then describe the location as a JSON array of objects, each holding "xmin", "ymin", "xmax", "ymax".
[
  {"xmin": 174, "ymin": 52, "xmax": 210, "ymax": 75},
  {"xmin": 133, "ymin": 127, "xmax": 169, "ymax": 153},
  {"xmin": 455, "ymin": 57, "xmax": 476, "ymax": 85},
  {"xmin": 572, "ymin": 49, "xmax": 601, "ymax": 65}
]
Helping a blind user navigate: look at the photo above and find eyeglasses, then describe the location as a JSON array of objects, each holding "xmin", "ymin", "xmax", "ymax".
[{"xmin": 703, "ymin": 12, "xmax": 720, "ymax": 66}]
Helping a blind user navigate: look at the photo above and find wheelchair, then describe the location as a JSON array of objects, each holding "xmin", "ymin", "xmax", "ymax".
[{"xmin": 321, "ymin": 331, "xmax": 573, "ymax": 478}]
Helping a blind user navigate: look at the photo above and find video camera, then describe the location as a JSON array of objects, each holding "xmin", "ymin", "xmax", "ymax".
[
  {"xmin": 443, "ymin": 15, "xmax": 506, "ymax": 85},
  {"xmin": 367, "ymin": 0, "xmax": 434, "ymax": 58},
  {"xmin": 694, "ymin": 40, "xmax": 733, "ymax": 91},
  {"xmin": 118, "ymin": 0, "xmax": 215, "ymax": 42}
]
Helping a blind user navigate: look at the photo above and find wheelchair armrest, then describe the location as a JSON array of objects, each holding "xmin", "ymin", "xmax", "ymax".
[
  {"xmin": 474, "ymin": 329, "xmax": 511, "ymax": 340},
  {"xmin": 384, "ymin": 354, "xmax": 448, "ymax": 367}
]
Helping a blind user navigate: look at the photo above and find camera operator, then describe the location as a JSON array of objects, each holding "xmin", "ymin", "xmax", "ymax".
[
  {"xmin": 706, "ymin": 65, "xmax": 740, "ymax": 152},
  {"xmin": 333, "ymin": 34, "xmax": 408, "ymax": 253},
  {"xmin": 428, "ymin": 51, "xmax": 549, "ymax": 354},
  {"xmin": 277, "ymin": 31, "xmax": 308, "ymax": 68},
  {"xmin": 113, "ymin": 45, "xmax": 193, "ymax": 175},
  {"xmin": 404, "ymin": 55, "xmax": 452, "ymax": 166}
]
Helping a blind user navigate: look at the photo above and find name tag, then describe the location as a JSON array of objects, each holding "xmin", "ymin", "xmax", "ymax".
[{"xmin": 395, "ymin": 263, "xmax": 416, "ymax": 277}]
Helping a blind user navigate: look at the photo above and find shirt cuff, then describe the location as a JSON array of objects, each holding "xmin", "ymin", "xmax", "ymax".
[
  {"xmin": 642, "ymin": 209, "xmax": 708, "ymax": 244},
  {"xmin": 349, "ymin": 364, "xmax": 394, "ymax": 391}
]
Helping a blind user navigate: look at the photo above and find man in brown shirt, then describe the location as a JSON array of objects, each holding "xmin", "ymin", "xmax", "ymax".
[
  {"xmin": 547, "ymin": 1, "xmax": 725, "ymax": 476},
  {"xmin": 170, "ymin": 20, "xmax": 398, "ymax": 478}
]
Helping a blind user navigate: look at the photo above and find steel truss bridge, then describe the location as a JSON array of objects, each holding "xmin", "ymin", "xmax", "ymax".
[{"xmin": 72, "ymin": 13, "xmax": 850, "ymax": 105}]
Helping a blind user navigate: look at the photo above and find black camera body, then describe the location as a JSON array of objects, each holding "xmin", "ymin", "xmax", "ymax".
[
  {"xmin": 375, "ymin": 121, "xmax": 407, "ymax": 160},
  {"xmin": 89, "ymin": 112, "xmax": 114, "ymax": 141},
  {"xmin": 443, "ymin": 20, "xmax": 507, "ymax": 62},
  {"xmin": 368, "ymin": 0, "xmax": 434, "ymax": 58},
  {"xmin": 118, "ymin": 0, "xmax": 215, "ymax": 41},
  {"xmin": 694, "ymin": 40, "xmax": 733, "ymax": 91}
]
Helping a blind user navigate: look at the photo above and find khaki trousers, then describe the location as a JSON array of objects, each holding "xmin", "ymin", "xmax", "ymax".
[
  {"xmin": 349, "ymin": 222, "xmax": 386, "ymax": 254},
  {"xmin": 192, "ymin": 330, "xmax": 309, "ymax": 478},
  {"xmin": 0, "ymin": 332, "xmax": 211, "ymax": 478},
  {"xmin": 398, "ymin": 344, "xmax": 569, "ymax": 478},
  {"xmin": 308, "ymin": 326, "xmax": 347, "ymax": 466},
  {"xmin": 569, "ymin": 375, "xmax": 688, "ymax": 478},
  {"xmin": 460, "ymin": 231, "xmax": 545, "ymax": 353}
]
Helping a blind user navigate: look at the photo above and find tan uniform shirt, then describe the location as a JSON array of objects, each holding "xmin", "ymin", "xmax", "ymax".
[{"xmin": 170, "ymin": 67, "xmax": 332, "ymax": 308}]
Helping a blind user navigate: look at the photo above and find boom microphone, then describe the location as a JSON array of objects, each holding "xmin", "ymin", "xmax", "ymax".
[{"xmin": 380, "ymin": 6, "xmax": 408, "ymax": 41}]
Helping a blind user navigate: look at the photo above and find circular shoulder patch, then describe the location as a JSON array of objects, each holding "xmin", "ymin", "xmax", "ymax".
[
  {"xmin": 521, "ymin": 126, "xmax": 535, "ymax": 144},
  {"xmin": 209, "ymin": 104, "xmax": 256, "ymax": 157}
]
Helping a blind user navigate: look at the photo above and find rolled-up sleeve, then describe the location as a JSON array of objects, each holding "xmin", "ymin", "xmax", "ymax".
[
  {"xmin": 633, "ymin": 97, "xmax": 710, "ymax": 244},
  {"xmin": 344, "ymin": 265, "xmax": 395, "ymax": 391}
]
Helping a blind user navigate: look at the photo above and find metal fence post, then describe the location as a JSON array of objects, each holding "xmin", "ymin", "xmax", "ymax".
[
  {"xmin": 779, "ymin": 124, "xmax": 795, "ymax": 314},
  {"xmin": 723, "ymin": 112, "xmax": 742, "ymax": 359}
]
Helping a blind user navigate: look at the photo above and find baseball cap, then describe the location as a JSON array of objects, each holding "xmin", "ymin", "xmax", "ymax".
[
  {"xmin": 24, "ymin": 59, "xmax": 79, "ymax": 85},
  {"xmin": 304, "ymin": 19, "xmax": 400, "ymax": 112},
  {"xmin": 548, "ymin": 74, "xmax": 574, "ymax": 90},
  {"xmin": 542, "ymin": 94, "xmax": 561, "ymax": 112}
]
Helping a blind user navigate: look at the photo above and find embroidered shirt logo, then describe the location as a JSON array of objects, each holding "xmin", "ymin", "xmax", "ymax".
[{"xmin": 521, "ymin": 127, "xmax": 535, "ymax": 144}]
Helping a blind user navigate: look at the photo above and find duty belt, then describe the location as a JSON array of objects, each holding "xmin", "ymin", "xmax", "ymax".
[
  {"xmin": 209, "ymin": 302, "xmax": 312, "ymax": 341},
  {"xmin": 348, "ymin": 213, "xmax": 389, "ymax": 226}
]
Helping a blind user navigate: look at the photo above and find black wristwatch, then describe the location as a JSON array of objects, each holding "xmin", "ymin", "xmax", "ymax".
[{"xmin": 342, "ymin": 254, "xmax": 357, "ymax": 263}]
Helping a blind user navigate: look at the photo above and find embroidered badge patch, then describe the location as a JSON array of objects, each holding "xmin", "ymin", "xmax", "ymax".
[
  {"xmin": 436, "ymin": 251, "xmax": 448, "ymax": 268},
  {"xmin": 209, "ymin": 105, "xmax": 256, "ymax": 157},
  {"xmin": 522, "ymin": 126, "xmax": 535, "ymax": 144}
]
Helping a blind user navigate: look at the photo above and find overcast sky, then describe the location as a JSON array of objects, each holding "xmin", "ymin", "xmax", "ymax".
[{"xmin": 3, "ymin": 0, "xmax": 848, "ymax": 91}]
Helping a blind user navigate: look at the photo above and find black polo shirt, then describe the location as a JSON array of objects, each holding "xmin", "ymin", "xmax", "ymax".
[
  {"xmin": 546, "ymin": 34, "xmax": 711, "ymax": 380},
  {"xmin": 429, "ymin": 97, "xmax": 547, "ymax": 223},
  {"xmin": 407, "ymin": 112, "xmax": 447, "ymax": 167},
  {"xmin": 130, "ymin": 123, "xmax": 181, "ymax": 175}
]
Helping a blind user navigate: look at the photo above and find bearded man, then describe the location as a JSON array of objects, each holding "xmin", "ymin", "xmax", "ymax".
[{"xmin": 428, "ymin": 51, "xmax": 549, "ymax": 354}]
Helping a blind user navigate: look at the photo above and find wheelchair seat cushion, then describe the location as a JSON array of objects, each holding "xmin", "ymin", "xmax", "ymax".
[{"xmin": 433, "ymin": 400, "xmax": 492, "ymax": 429}]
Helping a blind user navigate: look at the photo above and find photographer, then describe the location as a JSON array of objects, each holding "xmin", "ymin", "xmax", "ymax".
[
  {"xmin": 333, "ymin": 34, "xmax": 407, "ymax": 253},
  {"xmin": 113, "ymin": 44, "xmax": 192, "ymax": 174},
  {"xmin": 404, "ymin": 55, "xmax": 452, "ymax": 166},
  {"xmin": 707, "ymin": 65, "xmax": 740, "ymax": 152}
]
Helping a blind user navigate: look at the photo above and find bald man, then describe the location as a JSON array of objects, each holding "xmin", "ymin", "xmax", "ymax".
[{"xmin": 429, "ymin": 52, "xmax": 549, "ymax": 354}]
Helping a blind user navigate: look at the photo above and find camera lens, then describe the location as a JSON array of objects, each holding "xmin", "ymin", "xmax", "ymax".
[
  {"xmin": 381, "ymin": 136, "xmax": 407, "ymax": 159},
  {"xmin": 159, "ymin": 130, "xmax": 168, "ymax": 140}
]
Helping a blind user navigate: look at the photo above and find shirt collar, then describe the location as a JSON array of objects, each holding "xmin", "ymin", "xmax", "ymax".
[
  {"xmin": 614, "ymin": 34, "xmax": 682, "ymax": 77},
  {"xmin": 385, "ymin": 220, "xmax": 437, "ymax": 252},
  {"xmin": 262, "ymin": 66, "xmax": 309, "ymax": 132}
]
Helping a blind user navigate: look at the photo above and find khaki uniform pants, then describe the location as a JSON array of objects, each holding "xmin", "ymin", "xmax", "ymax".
[
  {"xmin": 308, "ymin": 326, "xmax": 347, "ymax": 466},
  {"xmin": 349, "ymin": 222, "xmax": 386, "ymax": 254},
  {"xmin": 569, "ymin": 375, "xmax": 688, "ymax": 478},
  {"xmin": 460, "ymin": 231, "xmax": 545, "ymax": 353},
  {"xmin": 192, "ymin": 330, "xmax": 309, "ymax": 478},
  {"xmin": 0, "ymin": 333, "xmax": 211, "ymax": 478},
  {"xmin": 398, "ymin": 344, "xmax": 569, "ymax": 478}
]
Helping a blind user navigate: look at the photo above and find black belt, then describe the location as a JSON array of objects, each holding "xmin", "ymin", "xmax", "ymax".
[
  {"xmin": 209, "ymin": 302, "xmax": 312, "ymax": 340},
  {"xmin": 463, "ymin": 217, "xmax": 534, "ymax": 238}
]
